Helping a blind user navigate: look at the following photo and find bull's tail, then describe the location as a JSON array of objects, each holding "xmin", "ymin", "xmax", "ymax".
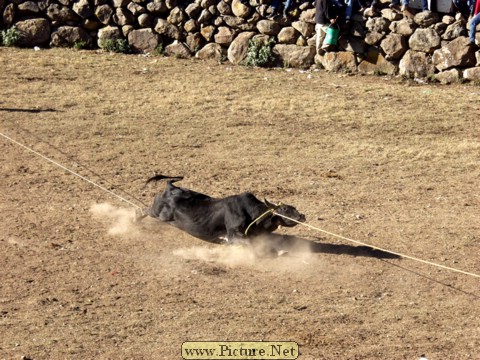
[{"xmin": 145, "ymin": 174, "xmax": 184, "ymax": 186}]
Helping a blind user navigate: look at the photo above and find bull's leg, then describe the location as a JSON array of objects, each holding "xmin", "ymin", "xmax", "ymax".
[
  {"xmin": 226, "ymin": 228, "xmax": 249, "ymax": 246},
  {"xmin": 133, "ymin": 207, "xmax": 150, "ymax": 223}
]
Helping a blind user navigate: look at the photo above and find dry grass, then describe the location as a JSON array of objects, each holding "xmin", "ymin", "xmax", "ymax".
[{"xmin": 1, "ymin": 47, "xmax": 480, "ymax": 359}]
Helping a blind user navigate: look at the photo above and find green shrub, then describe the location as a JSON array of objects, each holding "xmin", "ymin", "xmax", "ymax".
[
  {"xmin": 99, "ymin": 38, "xmax": 130, "ymax": 53},
  {"xmin": 153, "ymin": 44, "xmax": 164, "ymax": 56},
  {"xmin": 1, "ymin": 27, "xmax": 20, "ymax": 47},
  {"xmin": 245, "ymin": 38, "xmax": 276, "ymax": 68},
  {"xmin": 73, "ymin": 40, "xmax": 88, "ymax": 50}
]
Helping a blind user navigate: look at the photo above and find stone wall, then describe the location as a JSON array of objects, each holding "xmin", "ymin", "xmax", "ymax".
[{"xmin": 1, "ymin": 0, "xmax": 480, "ymax": 82}]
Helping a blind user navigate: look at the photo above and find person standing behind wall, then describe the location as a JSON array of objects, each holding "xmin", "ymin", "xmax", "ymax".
[
  {"xmin": 469, "ymin": 0, "xmax": 480, "ymax": 45},
  {"xmin": 315, "ymin": 0, "xmax": 344, "ymax": 54}
]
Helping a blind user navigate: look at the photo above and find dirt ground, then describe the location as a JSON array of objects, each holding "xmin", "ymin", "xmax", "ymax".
[{"xmin": 1, "ymin": 47, "xmax": 479, "ymax": 360}]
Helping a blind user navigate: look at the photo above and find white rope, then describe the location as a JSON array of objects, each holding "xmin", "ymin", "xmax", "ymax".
[
  {"xmin": 275, "ymin": 212, "xmax": 480, "ymax": 279},
  {"xmin": 3, "ymin": 130, "xmax": 479, "ymax": 279},
  {"xmin": 0, "ymin": 131, "xmax": 141, "ymax": 209}
]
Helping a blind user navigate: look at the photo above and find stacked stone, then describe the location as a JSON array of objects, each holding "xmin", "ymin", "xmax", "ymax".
[
  {"xmin": 317, "ymin": 3, "xmax": 480, "ymax": 82},
  {"xmin": 1, "ymin": 0, "xmax": 480, "ymax": 81}
]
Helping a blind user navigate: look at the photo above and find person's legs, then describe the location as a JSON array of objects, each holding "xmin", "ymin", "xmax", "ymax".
[
  {"xmin": 469, "ymin": 13, "xmax": 480, "ymax": 44},
  {"xmin": 421, "ymin": 0, "xmax": 428, "ymax": 11},
  {"xmin": 345, "ymin": 0, "xmax": 353, "ymax": 20},
  {"xmin": 283, "ymin": 0, "xmax": 293, "ymax": 14},
  {"xmin": 315, "ymin": 23, "xmax": 329, "ymax": 53},
  {"xmin": 270, "ymin": 0, "xmax": 280, "ymax": 15}
]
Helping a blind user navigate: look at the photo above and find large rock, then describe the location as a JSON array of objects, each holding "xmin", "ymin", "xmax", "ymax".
[
  {"xmin": 231, "ymin": 0, "xmax": 251, "ymax": 18},
  {"xmin": 186, "ymin": 32, "xmax": 204, "ymax": 52},
  {"xmin": 365, "ymin": 31, "xmax": 384, "ymax": 45},
  {"xmin": 380, "ymin": 33, "xmax": 408, "ymax": 60},
  {"xmin": 185, "ymin": 3, "xmax": 202, "ymax": 18},
  {"xmin": 399, "ymin": 50, "xmax": 435, "ymax": 78},
  {"xmin": 380, "ymin": 8, "xmax": 402, "ymax": 21},
  {"xmin": 15, "ymin": 18, "xmax": 51, "ymax": 46},
  {"xmin": 227, "ymin": 31, "xmax": 255, "ymax": 64},
  {"xmin": 114, "ymin": 8, "xmax": 134, "ymax": 26},
  {"xmin": 274, "ymin": 44, "xmax": 315, "ymax": 68},
  {"xmin": 214, "ymin": 26, "xmax": 236, "ymax": 45},
  {"xmin": 184, "ymin": 19, "xmax": 199, "ymax": 33},
  {"xmin": 434, "ymin": 68, "xmax": 462, "ymax": 84},
  {"xmin": 200, "ymin": 25, "xmax": 216, "ymax": 41},
  {"xmin": 442, "ymin": 20, "xmax": 467, "ymax": 40},
  {"xmin": 195, "ymin": 42, "xmax": 227, "ymax": 60},
  {"xmin": 154, "ymin": 18, "xmax": 184, "ymax": 40},
  {"xmin": 413, "ymin": 11, "xmax": 440, "ymax": 27},
  {"xmin": 366, "ymin": 17, "xmax": 390, "ymax": 33},
  {"xmin": 128, "ymin": 28, "xmax": 160, "ymax": 53},
  {"xmin": 127, "ymin": 2, "xmax": 145, "ymax": 16},
  {"xmin": 432, "ymin": 36, "xmax": 476, "ymax": 71},
  {"xmin": 389, "ymin": 18, "xmax": 417, "ymax": 36},
  {"xmin": 277, "ymin": 27, "xmax": 299, "ymax": 44},
  {"xmin": 146, "ymin": 0, "xmax": 168, "ymax": 14},
  {"xmin": 358, "ymin": 47, "xmax": 397, "ymax": 75},
  {"xmin": 319, "ymin": 51, "xmax": 357, "ymax": 72},
  {"xmin": 463, "ymin": 67, "xmax": 480, "ymax": 81},
  {"xmin": 408, "ymin": 28, "xmax": 441, "ymax": 53},
  {"xmin": 97, "ymin": 25, "xmax": 122, "ymax": 47},
  {"xmin": 201, "ymin": 0, "xmax": 217, "ymax": 9},
  {"xmin": 17, "ymin": 1, "xmax": 40, "ymax": 15},
  {"xmin": 72, "ymin": 0, "xmax": 93, "ymax": 19},
  {"xmin": 112, "ymin": 0, "xmax": 129, "ymax": 7},
  {"xmin": 223, "ymin": 15, "xmax": 245, "ymax": 28},
  {"xmin": 299, "ymin": 8, "xmax": 315, "ymax": 23},
  {"xmin": 95, "ymin": 4, "xmax": 113, "ymax": 25},
  {"xmin": 50, "ymin": 25, "xmax": 92, "ymax": 47},
  {"xmin": 46, "ymin": 3, "xmax": 79, "ymax": 22},
  {"xmin": 291, "ymin": 20, "xmax": 314, "ymax": 38},
  {"xmin": 217, "ymin": 1, "xmax": 232, "ymax": 15},
  {"xmin": 3, "ymin": 3, "xmax": 15, "ymax": 26},
  {"xmin": 165, "ymin": 40, "xmax": 192, "ymax": 57},
  {"xmin": 168, "ymin": 7, "xmax": 185, "ymax": 25},
  {"xmin": 197, "ymin": 9, "xmax": 213, "ymax": 24},
  {"xmin": 256, "ymin": 19, "xmax": 281, "ymax": 36}
]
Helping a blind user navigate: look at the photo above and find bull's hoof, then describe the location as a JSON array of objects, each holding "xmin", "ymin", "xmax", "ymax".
[
  {"xmin": 226, "ymin": 237, "xmax": 249, "ymax": 247},
  {"xmin": 277, "ymin": 250, "xmax": 289, "ymax": 257}
]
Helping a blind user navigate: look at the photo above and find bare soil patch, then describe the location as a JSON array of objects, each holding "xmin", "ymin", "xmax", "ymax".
[{"xmin": 1, "ymin": 48, "xmax": 479, "ymax": 359}]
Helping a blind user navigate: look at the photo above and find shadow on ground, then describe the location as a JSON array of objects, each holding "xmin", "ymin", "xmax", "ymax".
[{"xmin": 255, "ymin": 234, "xmax": 401, "ymax": 259}]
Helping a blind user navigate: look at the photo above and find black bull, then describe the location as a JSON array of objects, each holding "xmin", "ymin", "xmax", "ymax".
[{"xmin": 134, "ymin": 175, "xmax": 306, "ymax": 244}]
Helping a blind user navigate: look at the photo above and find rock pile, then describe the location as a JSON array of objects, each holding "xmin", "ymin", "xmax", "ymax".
[{"xmin": 1, "ymin": 0, "xmax": 480, "ymax": 81}]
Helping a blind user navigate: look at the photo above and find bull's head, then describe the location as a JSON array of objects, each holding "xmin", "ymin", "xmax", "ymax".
[{"xmin": 264, "ymin": 199, "xmax": 306, "ymax": 227}]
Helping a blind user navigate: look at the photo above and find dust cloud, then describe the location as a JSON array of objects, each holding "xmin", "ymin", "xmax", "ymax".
[
  {"xmin": 173, "ymin": 234, "xmax": 315, "ymax": 270},
  {"xmin": 173, "ymin": 245, "xmax": 257, "ymax": 267},
  {"xmin": 89, "ymin": 203, "xmax": 138, "ymax": 235}
]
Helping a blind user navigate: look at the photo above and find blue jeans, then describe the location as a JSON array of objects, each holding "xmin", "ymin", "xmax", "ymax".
[
  {"xmin": 345, "ymin": 0, "xmax": 351, "ymax": 19},
  {"xmin": 272, "ymin": 0, "xmax": 294, "ymax": 12},
  {"xmin": 396, "ymin": 0, "xmax": 428, "ymax": 10},
  {"xmin": 470, "ymin": 12, "xmax": 480, "ymax": 43}
]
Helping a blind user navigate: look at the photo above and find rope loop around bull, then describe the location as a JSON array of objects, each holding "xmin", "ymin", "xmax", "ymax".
[{"xmin": 244, "ymin": 202, "xmax": 284, "ymax": 237}]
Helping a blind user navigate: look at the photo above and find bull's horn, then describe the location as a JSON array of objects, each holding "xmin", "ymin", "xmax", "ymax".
[{"xmin": 264, "ymin": 198, "xmax": 277, "ymax": 208}]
